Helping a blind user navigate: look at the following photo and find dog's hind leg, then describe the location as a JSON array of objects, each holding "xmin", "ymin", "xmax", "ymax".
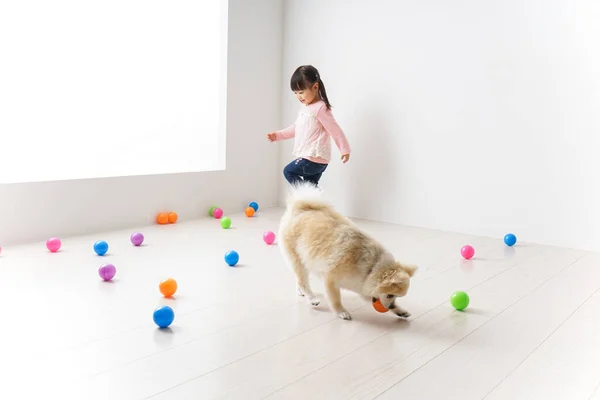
[
  {"xmin": 324, "ymin": 275, "xmax": 352, "ymax": 320},
  {"xmin": 283, "ymin": 246, "xmax": 320, "ymax": 307}
]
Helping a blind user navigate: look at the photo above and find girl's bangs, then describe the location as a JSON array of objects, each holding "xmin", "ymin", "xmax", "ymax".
[{"xmin": 290, "ymin": 73, "xmax": 309, "ymax": 91}]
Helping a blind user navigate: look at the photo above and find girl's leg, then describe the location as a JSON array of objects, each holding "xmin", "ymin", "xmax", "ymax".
[
  {"xmin": 283, "ymin": 159, "xmax": 304, "ymax": 185},
  {"xmin": 302, "ymin": 161, "xmax": 328, "ymax": 186},
  {"xmin": 283, "ymin": 158, "xmax": 328, "ymax": 186},
  {"xmin": 304, "ymin": 171, "xmax": 324, "ymax": 186}
]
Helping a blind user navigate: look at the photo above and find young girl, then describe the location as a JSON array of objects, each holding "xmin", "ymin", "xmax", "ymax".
[{"xmin": 267, "ymin": 65, "xmax": 351, "ymax": 187}]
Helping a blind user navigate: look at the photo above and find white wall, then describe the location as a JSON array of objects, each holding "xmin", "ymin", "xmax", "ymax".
[
  {"xmin": 0, "ymin": 0, "xmax": 283, "ymax": 245},
  {"xmin": 281, "ymin": 0, "xmax": 600, "ymax": 251}
]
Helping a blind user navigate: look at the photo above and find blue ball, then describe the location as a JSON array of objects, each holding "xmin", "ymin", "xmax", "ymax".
[
  {"xmin": 504, "ymin": 233, "xmax": 517, "ymax": 247},
  {"xmin": 249, "ymin": 201, "xmax": 259, "ymax": 212},
  {"xmin": 224, "ymin": 250, "xmax": 239, "ymax": 267},
  {"xmin": 94, "ymin": 240, "xmax": 109, "ymax": 256},
  {"xmin": 153, "ymin": 306, "xmax": 175, "ymax": 328}
]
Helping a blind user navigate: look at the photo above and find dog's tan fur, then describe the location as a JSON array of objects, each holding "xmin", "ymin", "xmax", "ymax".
[{"xmin": 278, "ymin": 183, "xmax": 417, "ymax": 320}]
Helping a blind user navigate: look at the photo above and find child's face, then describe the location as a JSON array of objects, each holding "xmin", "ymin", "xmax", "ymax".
[{"xmin": 294, "ymin": 82, "xmax": 319, "ymax": 105}]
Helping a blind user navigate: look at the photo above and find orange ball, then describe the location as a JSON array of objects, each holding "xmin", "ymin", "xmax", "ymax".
[
  {"xmin": 372, "ymin": 298, "xmax": 389, "ymax": 313},
  {"xmin": 156, "ymin": 213, "xmax": 169, "ymax": 225},
  {"xmin": 245, "ymin": 207, "xmax": 255, "ymax": 217},
  {"xmin": 168, "ymin": 212, "xmax": 178, "ymax": 223},
  {"xmin": 159, "ymin": 278, "xmax": 178, "ymax": 297}
]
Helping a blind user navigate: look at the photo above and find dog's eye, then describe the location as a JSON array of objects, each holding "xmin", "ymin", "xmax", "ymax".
[{"xmin": 386, "ymin": 294, "xmax": 395, "ymax": 299}]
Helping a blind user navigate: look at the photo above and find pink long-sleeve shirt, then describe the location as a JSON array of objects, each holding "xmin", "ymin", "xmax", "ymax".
[{"xmin": 275, "ymin": 100, "xmax": 351, "ymax": 164}]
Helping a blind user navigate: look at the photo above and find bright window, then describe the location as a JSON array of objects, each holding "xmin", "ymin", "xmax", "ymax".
[{"xmin": 0, "ymin": 0, "xmax": 227, "ymax": 184}]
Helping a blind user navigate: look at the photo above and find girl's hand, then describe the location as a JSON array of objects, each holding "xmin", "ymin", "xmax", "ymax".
[
  {"xmin": 341, "ymin": 154, "xmax": 350, "ymax": 163},
  {"xmin": 266, "ymin": 133, "xmax": 277, "ymax": 142}
]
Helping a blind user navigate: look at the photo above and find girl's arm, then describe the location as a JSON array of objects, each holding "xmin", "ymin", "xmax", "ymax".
[
  {"xmin": 317, "ymin": 107, "xmax": 351, "ymax": 155},
  {"xmin": 274, "ymin": 124, "xmax": 296, "ymax": 140}
]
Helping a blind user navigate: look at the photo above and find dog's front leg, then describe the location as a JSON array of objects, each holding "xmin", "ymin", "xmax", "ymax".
[
  {"xmin": 324, "ymin": 276, "xmax": 351, "ymax": 320},
  {"xmin": 389, "ymin": 301, "xmax": 411, "ymax": 318}
]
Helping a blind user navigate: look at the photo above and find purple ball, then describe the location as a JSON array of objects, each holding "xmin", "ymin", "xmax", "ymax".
[
  {"xmin": 130, "ymin": 232, "xmax": 144, "ymax": 246},
  {"xmin": 99, "ymin": 264, "xmax": 116, "ymax": 281}
]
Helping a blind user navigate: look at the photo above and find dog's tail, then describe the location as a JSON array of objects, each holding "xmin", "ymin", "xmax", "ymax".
[{"xmin": 286, "ymin": 181, "xmax": 330, "ymax": 212}]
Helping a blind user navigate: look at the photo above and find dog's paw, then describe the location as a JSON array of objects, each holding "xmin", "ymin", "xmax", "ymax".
[
  {"xmin": 296, "ymin": 285, "xmax": 305, "ymax": 297},
  {"xmin": 337, "ymin": 311, "xmax": 352, "ymax": 320},
  {"xmin": 307, "ymin": 297, "xmax": 320, "ymax": 307},
  {"xmin": 395, "ymin": 310, "xmax": 411, "ymax": 319}
]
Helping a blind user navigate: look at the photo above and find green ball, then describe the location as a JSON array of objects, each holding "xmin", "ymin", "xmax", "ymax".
[
  {"xmin": 220, "ymin": 216, "xmax": 232, "ymax": 229},
  {"xmin": 209, "ymin": 206, "xmax": 217, "ymax": 217},
  {"xmin": 450, "ymin": 291, "xmax": 470, "ymax": 311}
]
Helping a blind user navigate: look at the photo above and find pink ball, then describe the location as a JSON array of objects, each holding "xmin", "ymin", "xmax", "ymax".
[
  {"xmin": 46, "ymin": 237, "xmax": 62, "ymax": 253},
  {"xmin": 98, "ymin": 264, "xmax": 116, "ymax": 281},
  {"xmin": 130, "ymin": 232, "xmax": 144, "ymax": 246},
  {"xmin": 213, "ymin": 208, "xmax": 223, "ymax": 219},
  {"xmin": 263, "ymin": 231, "xmax": 276, "ymax": 245},
  {"xmin": 461, "ymin": 245, "xmax": 475, "ymax": 260}
]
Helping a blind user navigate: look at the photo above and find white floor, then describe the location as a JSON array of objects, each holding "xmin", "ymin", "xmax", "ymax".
[{"xmin": 1, "ymin": 208, "xmax": 599, "ymax": 400}]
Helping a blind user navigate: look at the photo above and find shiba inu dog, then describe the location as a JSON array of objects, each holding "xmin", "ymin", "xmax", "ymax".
[{"xmin": 279, "ymin": 183, "xmax": 417, "ymax": 320}]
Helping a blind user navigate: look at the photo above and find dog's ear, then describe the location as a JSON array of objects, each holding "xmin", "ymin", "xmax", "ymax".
[
  {"xmin": 379, "ymin": 263, "xmax": 417, "ymax": 288},
  {"xmin": 380, "ymin": 269, "xmax": 402, "ymax": 285},
  {"xmin": 400, "ymin": 263, "xmax": 417, "ymax": 277}
]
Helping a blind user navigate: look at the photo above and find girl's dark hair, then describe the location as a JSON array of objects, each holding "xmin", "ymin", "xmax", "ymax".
[{"xmin": 290, "ymin": 65, "xmax": 332, "ymax": 109}]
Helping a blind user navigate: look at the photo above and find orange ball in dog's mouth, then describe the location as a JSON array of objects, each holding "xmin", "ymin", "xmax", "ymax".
[{"xmin": 372, "ymin": 298, "xmax": 389, "ymax": 313}]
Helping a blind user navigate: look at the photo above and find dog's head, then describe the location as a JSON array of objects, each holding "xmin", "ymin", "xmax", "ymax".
[{"xmin": 372, "ymin": 262, "xmax": 417, "ymax": 310}]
